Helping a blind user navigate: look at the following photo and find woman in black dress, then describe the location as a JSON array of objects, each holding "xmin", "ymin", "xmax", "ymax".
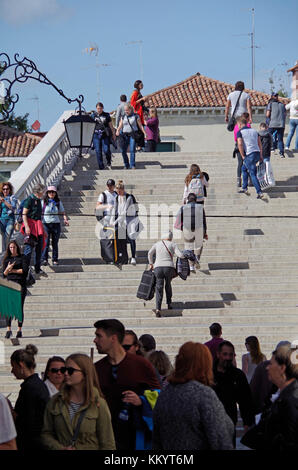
[
  {"xmin": 2, "ymin": 240, "xmax": 28, "ymax": 339},
  {"xmin": 11, "ymin": 344, "xmax": 49, "ymax": 450}
]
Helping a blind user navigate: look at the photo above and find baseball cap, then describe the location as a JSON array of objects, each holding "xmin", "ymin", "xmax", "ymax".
[
  {"xmin": 106, "ymin": 179, "xmax": 115, "ymax": 186},
  {"xmin": 47, "ymin": 185, "xmax": 57, "ymax": 192}
]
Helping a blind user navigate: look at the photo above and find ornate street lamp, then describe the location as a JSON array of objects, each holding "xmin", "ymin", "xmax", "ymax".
[{"xmin": 0, "ymin": 53, "xmax": 96, "ymax": 153}]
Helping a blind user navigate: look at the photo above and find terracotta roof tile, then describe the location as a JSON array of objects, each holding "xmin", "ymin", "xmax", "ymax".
[
  {"xmin": 0, "ymin": 126, "xmax": 42, "ymax": 157},
  {"xmin": 144, "ymin": 73, "xmax": 290, "ymax": 108}
]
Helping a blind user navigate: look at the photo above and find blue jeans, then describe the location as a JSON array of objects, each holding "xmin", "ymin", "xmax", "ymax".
[
  {"xmin": 0, "ymin": 218, "xmax": 14, "ymax": 251},
  {"xmin": 242, "ymin": 151, "xmax": 262, "ymax": 194},
  {"xmin": 121, "ymin": 134, "xmax": 136, "ymax": 169},
  {"xmin": 286, "ymin": 119, "xmax": 298, "ymax": 150},
  {"xmin": 23, "ymin": 235, "xmax": 43, "ymax": 273},
  {"xmin": 42, "ymin": 223, "xmax": 61, "ymax": 262},
  {"xmin": 93, "ymin": 133, "xmax": 111, "ymax": 169},
  {"xmin": 269, "ymin": 127, "xmax": 284, "ymax": 155}
]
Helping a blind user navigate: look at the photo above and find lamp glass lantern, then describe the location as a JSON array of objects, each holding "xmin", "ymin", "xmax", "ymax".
[{"xmin": 64, "ymin": 112, "xmax": 96, "ymax": 150}]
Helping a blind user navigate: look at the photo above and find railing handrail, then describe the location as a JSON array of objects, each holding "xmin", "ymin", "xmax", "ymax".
[{"xmin": 9, "ymin": 110, "xmax": 73, "ymax": 199}]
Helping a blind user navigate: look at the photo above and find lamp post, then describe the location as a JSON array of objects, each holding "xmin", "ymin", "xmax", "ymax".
[{"xmin": 0, "ymin": 52, "xmax": 96, "ymax": 154}]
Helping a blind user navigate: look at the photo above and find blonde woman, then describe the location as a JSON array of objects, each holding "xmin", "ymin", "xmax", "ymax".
[
  {"xmin": 144, "ymin": 107, "xmax": 160, "ymax": 152},
  {"xmin": 42, "ymin": 353, "xmax": 115, "ymax": 450},
  {"xmin": 242, "ymin": 336, "xmax": 267, "ymax": 383},
  {"xmin": 116, "ymin": 103, "xmax": 146, "ymax": 169},
  {"xmin": 114, "ymin": 180, "xmax": 140, "ymax": 265},
  {"xmin": 183, "ymin": 164, "xmax": 209, "ymax": 240}
]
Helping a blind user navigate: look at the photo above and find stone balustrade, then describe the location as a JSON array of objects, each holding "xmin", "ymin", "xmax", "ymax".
[
  {"xmin": 9, "ymin": 110, "xmax": 79, "ymax": 201},
  {"xmin": 0, "ymin": 110, "xmax": 80, "ymax": 250}
]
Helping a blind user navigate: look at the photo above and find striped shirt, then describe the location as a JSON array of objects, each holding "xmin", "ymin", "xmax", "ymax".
[{"xmin": 68, "ymin": 401, "xmax": 83, "ymax": 422}]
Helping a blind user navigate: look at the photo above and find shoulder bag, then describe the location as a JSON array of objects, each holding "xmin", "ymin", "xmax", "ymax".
[{"xmin": 227, "ymin": 90, "xmax": 243, "ymax": 131}]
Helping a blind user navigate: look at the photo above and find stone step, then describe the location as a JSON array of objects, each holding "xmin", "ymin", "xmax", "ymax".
[
  {"xmin": 32, "ymin": 263, "xmax": 298, "ymax": 274},
  {"xmin": 30, "ymin": 276, "xmax": 298, "ymax": 288},
  {"xmin": 29, "ymin": 281, "xmax": 298, "ymax": 296},
  {"xmin": 24, "ymin": 297, "xmax": 298, "ymax": 310}
]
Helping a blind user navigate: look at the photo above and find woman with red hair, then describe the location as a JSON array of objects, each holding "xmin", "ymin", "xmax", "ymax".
[{"xmin": 152, "ymin": 342, "xmax": 234, "ymax": 450}]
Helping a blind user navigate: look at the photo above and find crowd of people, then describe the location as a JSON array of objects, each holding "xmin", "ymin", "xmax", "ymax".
[
  {"xmin": 1, "ymin": 318, "xmax": 298, "ymax": 451},
  {"xmin": 1, "ymin": 182, "xmax": 69, "ymax": 338},
  {"xmin": 91, "ymin": 80, "xmax": 160, "ymax": 171},
  {"xmin": 1, "ymin": 79, "xmax": 298, "ymax": 452},
  {"xmin": 226, "ymin": 81, "xmax": 298, "ymax": 196}
]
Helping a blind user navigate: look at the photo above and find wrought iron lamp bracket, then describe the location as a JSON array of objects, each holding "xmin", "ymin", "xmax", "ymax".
[{"xmin": 0, "ymin": 53, "xmax": 84, "ymax": 120}]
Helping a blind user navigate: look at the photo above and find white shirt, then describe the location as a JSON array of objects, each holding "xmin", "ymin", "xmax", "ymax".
[
  {"xmin": 97, "ymin": 190, "xmax": 117, "ymax": 216},
  {"xmin": 286, "ymin": 99, "xmax": 298, "ymax": 120},
  {"xmin": 0, "ymin": 393, "xmax": 17, "ymax": 444},
  {"xmin": 44, "ymin": 379, "xmax": 59, "ymax": 397}
]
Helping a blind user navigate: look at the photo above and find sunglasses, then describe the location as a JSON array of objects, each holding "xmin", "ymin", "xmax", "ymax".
[
  {"xmin": 49, "ymin": 367, "xmax": 65, "ymax": 374},
  {"xmin": 122, "ymin": 344, "xmax": 134, "ymax": 351},
  {"xmin": 62, "ymin": 367, "xmax": 83, "ymax": 376},
  {"xmin": 2, "ymin": 187, "xmax": 9, "ymax": 191}
]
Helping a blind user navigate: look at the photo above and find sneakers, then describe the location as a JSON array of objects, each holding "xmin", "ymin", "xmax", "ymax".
[
  {"xmin": 41, "ymin": 260, "xmax": 48, "ymax": 266},
  {"xmin": 285, "ymin": 147, "xmax": 290, "ymax": 150},
  {"xmin": 238, "ymin": 188, "xmax": 250, "ymax": 195},
  {"xmin": 130, "ymin": 258, "xmax": 136, "ymax": 265},
  {"xmin": 35, "ymin": 268, "xmax": 47, "ymax": 277},
  {"xmin": 257, "ymin": 193, "xmax": 264, "ymax": 199},
  {"xmin": 280, "ymin": 154, "xmax": 285, "ymax": 158},
  {"xmin": 190, "ymin": 265, "xmax": 196, "ymax": 273},
  {"xmin": 153, "ymin": 309, "xmax": 161, "ymax": 317}
]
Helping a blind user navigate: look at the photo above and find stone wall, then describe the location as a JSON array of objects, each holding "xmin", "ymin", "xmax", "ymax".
[{"xmin": 158, "ymin": 109, "xmax": 290, "ymax": 152}]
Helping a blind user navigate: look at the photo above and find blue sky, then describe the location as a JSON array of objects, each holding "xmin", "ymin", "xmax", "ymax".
[{"xmin": 1, "ymin": 0, "xmax": 297, "ymax": 130}]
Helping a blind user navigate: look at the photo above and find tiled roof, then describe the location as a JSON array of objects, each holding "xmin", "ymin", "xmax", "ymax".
[
  {"xmin": 144, "ymin": 73, "xmax": 290, "ymax": 108},
  {"xmin": 0, "ymin": 126, "xmax": 42, "ymax": 157}
]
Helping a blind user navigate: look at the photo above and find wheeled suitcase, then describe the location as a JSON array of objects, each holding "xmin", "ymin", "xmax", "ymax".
[
  {"xmin": 100, "ymin": 226, "xmax": 128, "ymax": 265},
  {"xmin": 136, "ymin": 269, "xmax": 156, "ymax": 301}
]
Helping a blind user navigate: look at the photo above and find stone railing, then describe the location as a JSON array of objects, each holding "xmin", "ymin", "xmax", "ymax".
[{"xmin": 9, "ymin": 110, "xmax": 79, "ymax": 201}]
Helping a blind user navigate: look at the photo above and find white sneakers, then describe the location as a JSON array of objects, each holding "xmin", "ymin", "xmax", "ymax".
[{"xmin": 131, "ymin": 258, "xmax": 136, "ymax": 265}]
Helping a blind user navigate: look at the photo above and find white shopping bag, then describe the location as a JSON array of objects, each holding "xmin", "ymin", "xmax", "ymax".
[{"xmin": 257, "ymin": 161, "xmax": 275, "ymax": 190}]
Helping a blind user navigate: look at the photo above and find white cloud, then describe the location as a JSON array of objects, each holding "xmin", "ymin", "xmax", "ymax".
[{"xmin": 0, "ymin": 0, "xmax": 67, "ymax": 25}]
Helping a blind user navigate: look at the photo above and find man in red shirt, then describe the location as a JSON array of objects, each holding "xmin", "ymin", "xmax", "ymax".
[
  {"xmin": 204, "ymin": 323, "xmax": 224, "ymax": 361},
  {"xmin": 93, "ymin": 319, "xmax": 160, "ymax": 450}
]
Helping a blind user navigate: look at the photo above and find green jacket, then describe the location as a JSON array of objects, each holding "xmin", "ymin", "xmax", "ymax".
[{"xmin": 41, "ymin": 388, "xmax": 116, "ymax": 450}]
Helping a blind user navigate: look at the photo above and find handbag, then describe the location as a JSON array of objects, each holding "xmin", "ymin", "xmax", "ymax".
[
  {"xmin": 26, "ymin": 267, "xmax": 36, "ymax": 287},
  {"xmin": 227, "ymin": 90, "xmax": 243, "ymax": 131},
  {"xmin": 162, "ymin": 241, "xmax": 178, "ymax": 278}
]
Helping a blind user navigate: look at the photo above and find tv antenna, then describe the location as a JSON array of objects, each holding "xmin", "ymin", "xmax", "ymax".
[
  {"xmin": 27, "ymin": 95, "xmax": 40, "ymax": 121},
  {"xmin": 82, "ymin": 44, "xmax": 111, "ymax": 101},
  {"xmin": 234, "ymin": 8, "xmax": 260, "ymax": 89},
  {"xmin": 125, "ymin": 40, "xmax": 144, "ymax": 81}
]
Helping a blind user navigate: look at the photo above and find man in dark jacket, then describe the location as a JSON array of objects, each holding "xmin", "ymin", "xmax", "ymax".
[
  {"xmin": 93, "ymin": 319, "xmax": 160, "ymax": 450},
  {"xmin": 213, "ymin": 341, "xmax": 255, "ymax": 446},
  {"xmin": 258, "ymin": 122, "xmax": 273, "ymax": 162},
  {"xmin": 266, "ymin": 93, "xmax": 286, "ymax": 157}
]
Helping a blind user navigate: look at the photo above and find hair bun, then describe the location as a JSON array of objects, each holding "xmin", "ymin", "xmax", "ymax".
[{"xmin": 25, "ymin": 344, "xmax": 38, "ymax": 356}]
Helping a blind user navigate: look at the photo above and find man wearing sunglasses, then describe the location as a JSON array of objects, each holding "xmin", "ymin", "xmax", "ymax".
[{"xmin": 94, "ymin": 319, "xmax": 160, "ymax": 450}]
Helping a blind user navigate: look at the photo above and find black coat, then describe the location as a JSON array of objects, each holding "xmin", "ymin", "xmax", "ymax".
[
  {"xmin": 213, "ymin": 364, "xmax": 255, "ymax": 427},
  {"xmin": 259, "ymin": 131, "xmax": 272, "ymax": 158},
  {"xmin": 14, "ymin": 373, "xmax": 49, "ymax": 450},
  {"xmin": 259, "ymin": 379, "xmax": 298, "ymax": 450}
]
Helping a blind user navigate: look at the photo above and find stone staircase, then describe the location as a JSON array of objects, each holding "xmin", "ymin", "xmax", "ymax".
[{"xmin": 1, "ymin": 149, "xmax": 298, "ymax": 404}]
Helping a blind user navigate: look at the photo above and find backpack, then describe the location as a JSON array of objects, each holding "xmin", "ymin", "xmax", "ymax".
[
  {"xmin": 16, "ymin": 198, "xmax": 29, "ymax": 224},
  {"xmin": 188, "ymin": 176, "xmax": 204, "ymax": 202},
  {"xmin": 95, "ymin": 192, "xmax": 107, "ymax": 221}
]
